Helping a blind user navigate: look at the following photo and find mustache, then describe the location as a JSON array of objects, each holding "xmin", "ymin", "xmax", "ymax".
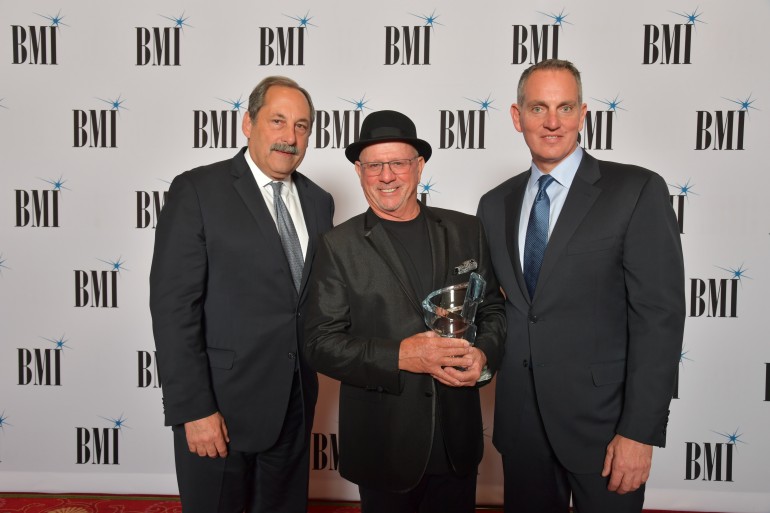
[{"xmin": 270, "ymin": 143, "xmax": 299, "ymax": 155}]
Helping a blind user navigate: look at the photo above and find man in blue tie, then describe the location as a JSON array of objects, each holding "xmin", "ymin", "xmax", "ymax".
[{"xmin": 477, "ymin": 59, "xmax": 685, "ymax": 513}]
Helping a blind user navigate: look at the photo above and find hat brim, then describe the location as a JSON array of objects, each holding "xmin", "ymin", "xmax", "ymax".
[{"xmin": 345, "ymin": 137, "xmax": 432, "ymax": 164}]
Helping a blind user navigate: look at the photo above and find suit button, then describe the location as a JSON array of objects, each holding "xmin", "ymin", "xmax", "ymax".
[
  {"xmin": 424, "ymin": 391, "xmax": 433, "ymax": 397},
  {"xmin": 528, "ymin": 315, "xmax": 538, "ymax": 323},
  {"xmin": 288, "ymin": 352, "xmax": 296, "ymax": 360},
  {"xmin": 377, "ymin": 386, "xmax": 384, "ymax": 392},
  {"xmin": 522, "ymin": 359, "xmax": 529, "ymax": 368}
]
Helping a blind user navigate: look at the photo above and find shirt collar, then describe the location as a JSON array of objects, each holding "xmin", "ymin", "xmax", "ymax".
[{"xmin": 529, "ymin": 145, "xmax": 583, "ymax": 190}]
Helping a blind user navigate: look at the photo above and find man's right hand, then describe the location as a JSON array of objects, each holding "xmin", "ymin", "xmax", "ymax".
[
  {"xmin": 184, "ymin": 412, "xmax": 230, "ymax": 458},
  {"xmin": 398, "ymin": 330, "xmax": 473, "ymax": 386}
]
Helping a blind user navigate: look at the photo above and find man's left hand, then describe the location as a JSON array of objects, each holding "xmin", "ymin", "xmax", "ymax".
[
  {"xmin": 602, "ymin": 434, "xmax": 653, "ymax": 494},
  {"xmin": 442, "ymin": 347, "xmax": 487, "ymax": 387}
]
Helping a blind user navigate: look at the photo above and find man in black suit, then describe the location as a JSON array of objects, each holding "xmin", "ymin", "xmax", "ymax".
[
  {"xmin": 477, "ymin": 59, "xmax": 685, "ymax": 513},
  {"xmin": 150, "ymin": 76, "xmax": 334, "ymax": 513},
  {"xmin": 304, "ymin": 110, "xmax": 505, "ymax": 513}
]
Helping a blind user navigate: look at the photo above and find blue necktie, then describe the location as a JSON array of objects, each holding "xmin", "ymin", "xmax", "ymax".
[
  {"xmin": 270, "ymin": 181, "xmax": 304, "ymax": 292},
  {"xmin": 523, "ymin": 175, "xmax": 555, "ymax": 299}
]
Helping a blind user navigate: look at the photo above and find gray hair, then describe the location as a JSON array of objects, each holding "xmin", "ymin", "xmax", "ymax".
[
  {"xmin": 517, "ymin": 59, "xmax": 583, "ymax": 106},
  {"xmin": 247, "ymin": 76, "xmax": 315, "ymax": 125}
]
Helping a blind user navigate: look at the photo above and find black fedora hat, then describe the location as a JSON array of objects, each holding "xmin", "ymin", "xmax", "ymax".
[{"xmin": 345, "ymin": 110, "xmax": 432, "ymax": 163}]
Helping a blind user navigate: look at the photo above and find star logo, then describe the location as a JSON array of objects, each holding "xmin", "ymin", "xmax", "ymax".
[
  {"xmin": 284, "ymin": 11, "xmax": 316, "ymax": 30},
  {"xmin": 668, "ymin": 179, "xmax": 697, "ymax": 199},
  {"xmin": 36, "ymin": 10, "xmax": 68, "ymax": 28},
  {"xmin": 97, "ymin": 256, "xmax": 128, "ymax": 273},
  {"xmin": 713, "ymin": 427, "xmax": 746, "ymax": 448},
  {"xmin": 0, "ymin": 254, "xmax": 9, "ymax": 274},
  {"xmin": 97, "ymin": 95, "xmax": 128, "ymax": 112},
  {"xmin": 160, "ymin": 12, "xmax": 192, "ymax": 30},
  {"xmin": 0, "ymin": 411, "xmax": 10, "ymax": 431},
  {"xmin": 538, "ymin": 8, "xmax": 572, "ymax": 27},
  {"xmin": 218, "ymin": 95, "xmax": 246, "ymax": 111},
  {"xmin": 592, "ymin": 95, "xmax": 627, "ymax": 114},
  {"xmin": 340, "ymin": 94, "xmax": 371, "ymax": 111},
  {"xmin": 100, "ymin": 414, "xmax": 129, "ymax": 431},
  {"xmin": 715, "ymin": 264, "xmax": 750, "ymax": 283},
  {"xmin": 671, "ymin": 8, "xmax": 705, "ymax": 26},
  {"xmin": 411, "ymin": 10, "xmax": 443, "ymax": 29},
  {"xmin": 723, "ymin": 94, "xmax": 758, "ymax": 113},
  {"xmin": 419, "ymin": 177, "xmax": 439, "ymax": 197},
  {"xmin": 40, "ymin": 175, "xmax": 70, "ymax": 192},
  {"xmin": 43, "ymin": 335, "xmax": 71, "ymax": 351},
  {"xmin": 679, "ymin": 346, "xmax": 693, "ymax": 366},
  {"xmin": 465, "ymin": 95, "xmax": 498, "ymax": 114}
]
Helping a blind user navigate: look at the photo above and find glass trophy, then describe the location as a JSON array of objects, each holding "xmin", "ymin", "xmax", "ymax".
[{"xmin": 422, "ymin": 272, "xmax": 491, "ymax": 380}]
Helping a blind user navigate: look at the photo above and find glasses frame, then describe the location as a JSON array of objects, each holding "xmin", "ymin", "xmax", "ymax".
[{"xmin": 357, "ymin": 156, "xmax": 421, "ymax": 177}]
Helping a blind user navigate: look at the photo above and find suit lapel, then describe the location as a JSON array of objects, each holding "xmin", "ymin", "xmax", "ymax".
[
  {"xmin": 230, "ymin": 149, "xmax": 298, "ymax": 297},
  {"xmin": 295, "ymin": 172, "xmax": 317, "ymax": 297},
  {"xmin": 424, "ymin": 207, "xmax": 449, "ymax": 292},
  {"xmin": 536, "ymin": 153, "xmax": 602, "ymax": 296},
  {"xmin": 363, "ymin": 210, "xmax": 424, "ymax": 315},
  {"xmin": 503, "ymin": 174, "xmax": 531, "ymax": 306}
]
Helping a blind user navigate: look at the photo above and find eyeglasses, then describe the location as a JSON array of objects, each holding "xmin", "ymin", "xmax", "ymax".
[{"xmin": 358, "ymin": 156, "xmax": 420, "ymax": 176}]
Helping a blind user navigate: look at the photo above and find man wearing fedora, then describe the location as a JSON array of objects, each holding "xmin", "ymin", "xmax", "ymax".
[{"xmin": 304, "ymin": 110, "xmax": 505, "ymax": 513}]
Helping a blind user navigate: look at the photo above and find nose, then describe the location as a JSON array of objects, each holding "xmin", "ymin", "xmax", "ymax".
[
  {"xmin": 280, "ymin": 123, "xmax": 298, "ymax": 145},
  {"xmin": 544, "ymin": 110, "xmax": 560, "ymax": 130},
  {"xmin": 379, "ymin": 164, "xmax": 397, "ymax": 181}
]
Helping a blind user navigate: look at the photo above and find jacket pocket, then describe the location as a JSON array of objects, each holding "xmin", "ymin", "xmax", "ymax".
[
  {"xmin": 590, "ymin": 360, "xmax": 626, "ymax": 386},
  {"xmin": 207, "ymin": 347, "xmax": 235, "ymax": 370}
]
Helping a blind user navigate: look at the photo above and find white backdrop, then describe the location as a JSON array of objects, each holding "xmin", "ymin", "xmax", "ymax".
[{"xmin": 1, "ymin": 1, "xmax": 769, "ymax": 511}]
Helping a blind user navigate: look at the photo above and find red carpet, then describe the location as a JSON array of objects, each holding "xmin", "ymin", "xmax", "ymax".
[
  {"xmin": 0, "ymin": 494, "xmax": 503, "ymax": 513},
  {"xmin": 0, "ymin": 494, "xmax": 722, "ymax": 512}
]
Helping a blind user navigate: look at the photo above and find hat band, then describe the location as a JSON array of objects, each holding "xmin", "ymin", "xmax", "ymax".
[{"xmin": 370, "ymin": 127, "xmax": 414, "ymax": 139}]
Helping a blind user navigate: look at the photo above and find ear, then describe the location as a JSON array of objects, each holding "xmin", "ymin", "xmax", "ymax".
[
  {"xmin": 354, "ymin": 161, "xmax": 363, "ymax": 180},
  {"xmin": 510, "ymin": 104, "xmax": 524, "ymax": 133},
  {"xmin": 242, "ymin": 113, "xmax": 253, "ymax": 138},
  {"xmin": 578, "ymin": 102, "xmax": 588, "ymax": 131},
  {"xmin": 416, "ymin": 156, "xmax": 425, "ymax": 183}
]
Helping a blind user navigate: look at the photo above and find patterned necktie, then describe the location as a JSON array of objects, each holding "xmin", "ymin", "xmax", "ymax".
[
  {"xmin": 523, "ymin": 175, "xmax": 555, "ymax": 299},
  {"xmin": 269, "ymin": 181, "xmax": 304, "ymax": 292}
]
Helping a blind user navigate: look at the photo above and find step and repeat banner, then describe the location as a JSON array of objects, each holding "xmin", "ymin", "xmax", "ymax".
[{"xmin": 1, "ymin": 0, "xmax": 768, "ymax": 511}]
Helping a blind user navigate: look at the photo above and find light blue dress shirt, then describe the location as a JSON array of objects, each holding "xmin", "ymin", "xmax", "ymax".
[{"xmin": 517, "ymin": 146, "xmax": 584, "ymax": 270}]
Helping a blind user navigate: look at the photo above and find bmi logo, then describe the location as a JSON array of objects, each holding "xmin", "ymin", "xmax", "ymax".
[
  {"xmin": 685, "ymin": 428, "xmax": 744, "ymax": 482},
  {"xmin": 11, "ymin": 10, "xmax": 66, "ymax": 65},
  {"xmin": 137, "ymin": 350, "xmax": 162, "ymax": 388},
  {"xmin": 17, "ymin": 335, "xmax": 69, "ymax": 386},
  {"xmin": 15, "ymin": 176, "xmax": 68, "ymax": 228},
  {"xmin": 696, "ymin": 95, "xmax": 756, "ymax": 151},
  {"xmin": 419, "ymin": 177, "xmax": 437, "ymax": 206},
  {"xmin": 136, "ymin": 12, "xmax": 190, "ymax": 66},
  {"xmin": 643, "ymin": 9, "xmax": 702, "ymax": 65},
  {"xmin": 136, "ymin": 180, "xmax": 170, "ymax": 229},
  {"xmin": 315, "ymin": 95, "xmax": 366, "ymax": 150},
  {"xmin": 73, "ymin": 95, "xmax": 127, "ymax": 148},
  {"xmin": 439, "ymin": 95, "xmax": 493, "ymax": 150},
  {"xmin": 260, "ymin": 11, "xmax": 313, "ymax": 66},
  {"xmin": 76, "ymin": 414, "xmax": 127, "ymax": 465},
  {"xmin": 689, "ymin": 264, "xmax": 748, "ymax": 318},
  {"xmin": 194, "ymin": 96, "xmax": 244, "ymax": 149},
  {"xmin": 311, "ymin": 432, "xmax": 339, "ymax": 471},
  {"xmin": 668, "ymin": 179, "xmax": 695, "ymax": 235},
  {"xmin": 74, "ymin": 257, "xmax": 127, "ymax": 308},
  {"xmin": 672, "ymin": 345, "xmax": 693, "ymax": 400},
  {"xmin": 580, "ymin": 95, "xmax": 625, "ymax": 151},
  {"xmin": 512, "ymin": 8, "xmax": 568, "ymax": 65},
  {"xmin": 385, "ymin": 10, "xmax": 440, "ymax": 65}
]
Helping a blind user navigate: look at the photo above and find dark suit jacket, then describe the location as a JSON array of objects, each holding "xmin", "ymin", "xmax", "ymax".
[
  {"xmin": 304, "ymin": 206, "xmax": 506, "ymax": 492},
  {"xmin": 150, "ymin": 148, "xmax": 334, "ymax": 453},
  {"xmin": 477, "ymin": 151, "xmax": 684, "ymax": 473}
]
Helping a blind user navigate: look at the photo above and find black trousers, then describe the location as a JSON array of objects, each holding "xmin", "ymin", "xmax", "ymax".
[
  {"xmin": 359, "ymin": 470, "xmax": 478, "ymax": 513},
  {"xmin": 501, "ymin": 369, "xmax": 644, "ymax": 513},
  {"xmin": 172, "ymin": 373, "xmax": 310, "ymax": 513}
]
